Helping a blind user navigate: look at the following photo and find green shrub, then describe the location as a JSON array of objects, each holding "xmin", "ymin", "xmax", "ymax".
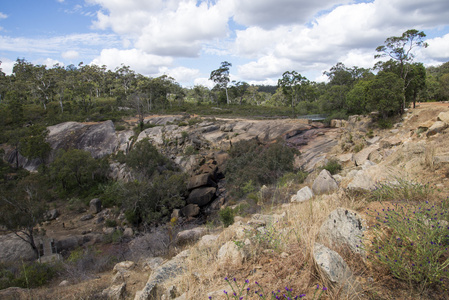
[
  {"xmin": 363, "ymin": 202, "xmax": 449, "ymax": 292},
  {"xmin": 114, "ymin": 124, "xmax": 126, "ymax": 131},
  {"xmin": 105, "ymin": 219, "xmax": 117, "ymax": 227},
  {"xmin": 0, "ymin": 262, "xmax": 59, "ymax": 289},
  {"xmin": 184, "ymin": 145, "xmax": 198, "ymax": 155},
  {"xmin": 353, "ymin": 143, "xmax": 365, "ymax": 153},
  {"xmin": 277, "ymin": 170, "xmax": 308, "ymax": 187},
  {"xmin": 377, "ymin": 118, "xmax": 393, "ymax": 129},
  {"xmin": 219, "ymin": 207, "xmax": 234, "ymax": 228},
  {"xmin": 368, "ymin": 179, "xmax": 433, "ymax": 203},
  {"xmin": 126, "ymin": 138, "xmax": 175, "ymax": 179},
  {"xmin": 225, "ymin": 139, "xmax": 298, "ymax": 198},
  {"xmin": 321, "ymin": 159, "xmax": 342, "ymax": 175}
]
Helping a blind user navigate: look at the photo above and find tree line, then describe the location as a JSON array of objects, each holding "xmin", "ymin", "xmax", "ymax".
[{"xmin": 1, "ymin": 30, "xmax": 449, "ymax": 128}]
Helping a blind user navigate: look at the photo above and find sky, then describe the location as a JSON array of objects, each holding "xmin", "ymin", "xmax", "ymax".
[{"xmin": 1, "ymin": 0, "xmax": 449, "ymax": 88}]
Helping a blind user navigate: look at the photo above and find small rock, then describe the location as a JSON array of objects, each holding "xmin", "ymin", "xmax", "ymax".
[
  {"xmin": 102, "ymin": 283, "xmax": 126, "ymax": 300},
  {"xmin": 291, "ymin": 186, "xmax": 314, "ymax": 203},
  {"xmin": 45, "ymin": 209, "xmax": 59, "ymax": 221},
  {"xmin": 59, "ymin": 280, "xmax": 69, "ymax": 287},
  {"xmin": 142, "ymin": 257, "xmax": 164, "ymax": 271},
  {"xmin": 312, "ymin": 169, "xmax": 338, "ymax": 195},
  {"xmin": 123, "ymin": 227, "xmax": 134, "ymax": 238},
  {"xmin": 176, "ymin": 227, "xmax": 207, "ymax": 245},
  {"xmin": 198, "ymin": 234, "xmax": 219, "ymax": 248},
  {"xmin": 113, "ymin": 261, "xmax": 135, "ymax": 274},
  {"xmin": 80, "ymin": 214, "xmax": 94, "ymax": 221}
]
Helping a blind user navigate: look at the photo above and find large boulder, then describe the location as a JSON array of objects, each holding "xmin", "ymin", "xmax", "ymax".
[
  {"xmin": 313, "ymin": 243, "xmax": 359, "ymax": 294},
  {"xmin": 176, "ymin": 227, "xmax": 207, "ymax": 245},
  {"xmin": 318, "ymin": 208, "xmax": 366, "ymax": 255},
  {"xmin": 437, "ymin": 111, "xmax": 449, "ymax": 124},
  {"xmin": 187, "ymin": 173, "xmax": 216, "ymax": 190},
  {"xmin": 0, "ymin": 233, "xmax": 36, "ymax": 262},
  {"xmin": 134, "ymin": 250, "xmax": 190, "ymax": 300},
  {"xmin": 312, "ymin": 169, "xmax": 338, "ymax": 195},
  {"xmin": 426, "ymin": 121, "xmax": 447, "ymax": 137},
  {"xmin": 187, "ymin": 187, "xmax": 216, "ymax": 206},
  {"xmin": 217, "ymin": 241, "xmax": 248, "ymax": 267},
  {"xmin": 47, "ymin": 120, "xmax": 118, "ymax": 159},
  {"xmin": 353, "ymin": 145, "xmax": 379, "ymax": 166},
  {"xmin": 89, "ymin": 198, "xmax": 102, "ymax": 214},
  {"xmin": 347, "ymin": 171, "xmax": 376, "ymax": 191},
  {"xmin": 180, "ymin": 204, "xmax": 200, "ymax": 218}
]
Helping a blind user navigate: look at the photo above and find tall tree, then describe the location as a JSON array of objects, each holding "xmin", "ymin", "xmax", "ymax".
[
  {"xmin": 278, "ymin": 71, "xmax": 308, "ymax": 108},
  {"xmin": 0, "ymin": 175, "xmax": 49, "ymax": 258},
  {"xmin": 375, "ymin": 29, "xmax": 428, "ymax": 113},
  {"xmin": 209, "ymin": 61, "xmax": 232, "ymax": 104}
]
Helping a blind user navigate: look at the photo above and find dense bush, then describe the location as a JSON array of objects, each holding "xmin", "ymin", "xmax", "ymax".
[
  {"xmin": 219, "ymin": 207, "xmax": 235, "ymax": 228},
  {"xmin": 224, "ymin": 139, "xmax": 299, "ymax": 197},
  {"xmin": 321, "ymin": 159, "xmax": 342, "ymax": 175},
  {"xmin": 48, "ymin": 149, "xmax": 109, "ymax": 196},
  {"xmin": 126, "ymin": 138, "xmax": 175, "ymax": 179},
  {"xmin": 0, "ymin": 261, "xmax": 59, "ymax": 289},
  {"xmin": 364, "ymin": 202, "xmax": 449, "ymax": 292}
]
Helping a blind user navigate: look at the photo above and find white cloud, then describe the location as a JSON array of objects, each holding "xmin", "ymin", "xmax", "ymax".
[
  {"xmin": 420, "ymin": 33, "xmax": 449, "ymax": 62},
  {"xmin": 62, "ymin": 50, "xmax": 79, "ymax": 59},
  {"xmin": 89, "ymin": 0, "xmax": 232, "ymax": 57},
  {"xmin": 233, "ymin": 0, "xmax": 449, "ymax": 83},
  {"xmin": 0, "ymin": 12, "xmax": 7, "ymax": 19},
  {"xmin": 91, "ymin": 48, "xmax": 173, "ymax": 75},
  {"xmin": 232, "ymin": 0, "xmax": 347, "ymax": 29},
  {"xmin": 158, "ymin": 66, "xmax": 201, "ymax": 86},
  {"xmin": 193, "ymin": 77, "xmax": 215, "ymax": 89},
  {"xmin": 42, "ymin": 58, "xmax": 63, "ymax": 67},
  {"xmin": 0, "ymin": 58, "xmax": 14, "ymax": 75},
  {"xmin": 0, "ymin": 33, "xmax": 120, "ymax": 55}
]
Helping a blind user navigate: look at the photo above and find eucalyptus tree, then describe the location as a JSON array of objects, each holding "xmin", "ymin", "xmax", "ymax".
[
  {"xmin": 375, "ymin": 29, "xmax": 428, "ymax": 112},
  {"xmin": 278, "ymin": 71, "xmax": 309, "ymax": 108},
  {"xmin": 209, "ymin": 61, "xmax": 232, "ymax": 104}
]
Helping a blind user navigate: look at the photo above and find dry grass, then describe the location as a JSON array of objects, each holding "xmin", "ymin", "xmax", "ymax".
[{"xmin": 163, "ymin": 189, "xmax": 369, "ymax": 299}]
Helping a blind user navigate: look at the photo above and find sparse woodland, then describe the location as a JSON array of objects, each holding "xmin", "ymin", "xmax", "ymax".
[{"xmin": 0, "ymin": 30, "xmax": 449, "ymax": 299}]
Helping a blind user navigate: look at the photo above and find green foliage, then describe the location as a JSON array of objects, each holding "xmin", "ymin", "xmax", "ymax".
[
  {"xmin": 48, "ymin": 149, "xmax": 109, "ymax": 196},
  {"xmin": 364, "ymin": 202, "xmax": 449, "ymax": 292},
  {"xmin": 105, "ymin": 219, "xmax": 117, "ymax": 227},
  {"xmin": 0, "ymin": 261, "xmax": 58, "ymax": 289},
  {"xmin": 184, "ymin": 145, "xmax": 198, "ymax": 155},
  {"xmin": 219, "ymin": 207, "xmax": 235, "ymax": 228},
  {"xmin": 225, "ymin": 139, "xmax": 298, "ymax": 198},
  {"xmin": 277, "ymin": 170, "xmax": 308, "ymax": 187},
  {"xmin": 126, "ymin": 138, "xmax": 175, "ymax": 179},
  {"xmin": 321, "ymin": 159, "xmax": 342, "ymax": 175},
  {"xmin": 366, "ymin": 71, "xmax": 404, "ymax": 118},
  {"xmin": 19, "ymin": 126, "xmax": 51, "ymax": 163},
  {"xmin": 119, "ymin": 171, "xmax": 187, "ymax": 226},
  {"xmin": 368, "ymin": 179, "xmax": 433, "ymax": 203},
  {"xmin": 377, "ymin": 118, "xmax": 394, "ymax": 129}
]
